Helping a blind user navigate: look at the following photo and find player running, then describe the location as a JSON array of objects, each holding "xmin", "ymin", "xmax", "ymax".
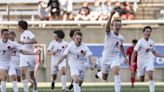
[
  {"xmin": 131, "ymin": 26, "xmax": 164, "ymax": 92},
  {"xmin": 95, "ymin": 11, "xmax": 128, "ymax": 92},
  {"xmin": 126, "ymin": 39, "xmax": 137, "ymax": 88},
  {"xmin": 57, "ymin": 31, "xmax": 96, "ymax": 92},
  {"xmin": 18, "ymin": 20, "xmax": 38, "ymax": 92},
  {"xmin": 47, "ymin": 30, "xmax": 68, "ymax": 92},
  {"xmin": 0, "ymin": 29, "xmax": 37, "ymax": 92}
]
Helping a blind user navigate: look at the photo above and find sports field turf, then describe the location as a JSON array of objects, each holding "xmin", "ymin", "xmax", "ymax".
[{"xmin": 5, "ymin": 83, "xmax": 164, "ymax": 92}]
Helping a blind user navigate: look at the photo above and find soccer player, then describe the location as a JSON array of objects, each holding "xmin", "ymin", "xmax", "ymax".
[
  {"xmin": 57, "ymin": 31, "xmax": 96, "ymax": 92},
  {"xmin": 8, "ymin": 31, "xmax": 21, "ymax": 92},
  {"xmin": 0, "ymin": 29, "xmax": 37, "ymax": 92},
  {"xmin": 47, "ymin": 30, "xmax": 68, "ymax": 92},
  {"xmin": 68, "ymin": 29, "xmax": 80, "ymax": 90},
  {"xmin": 18, "ymin": 20, "xmax": 38, "ymax": 92},
  {"xmin": 68, "ymin": 29, "xmax": 97, "ymax": 90},
  {"xmin": 131, "ymin": 26, "xmax": 164, "ymax": 92},
  {"xmin": 95, "ymin": 11, "xmax": 128, "ymax": 92},
  {"xmin": 126, "ymin": 39, "xmax": 137, "ymax": 88}
]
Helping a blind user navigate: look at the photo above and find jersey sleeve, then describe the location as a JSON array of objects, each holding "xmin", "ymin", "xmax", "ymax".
[
  {"xmin": 47, "ymin": 41, "xmax": 53, "ymax": 51},
  {"xmin": 134, "ymin": 40, "xmax": 141, "ymax": 52},
  {"xmin": 63, "ymin": 44, "xmax": 71, "ymax": 55},
  {"xmin": 84, "ymin": 45, "xmax": 92, "ymax": 57},
  {"xmin": 152, "ymin": 42, "xmax": 156, "ymax": 51},
  {"xmin": 27, "ymin": 31, "xmax": 35, "ymax": 39}
]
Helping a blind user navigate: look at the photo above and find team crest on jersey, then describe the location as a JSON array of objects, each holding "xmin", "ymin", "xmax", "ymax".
[
  {"xmin": 62, "ymin": 46, "xmax": 65, "ymax": 49},
  {"xmin": 23, "ymin": 36, "xmax": 26, "ymax": 39},
  {"xmin": 150, "ymin": 44, "xmax": 152, "ymax": 47},
  {"xmin": 7, "ymin": 45, "xmax": 11, "ymax": 49},
  {"xmin": 80, "ymin": 50, "xmax": 84, "ymax": 53}
]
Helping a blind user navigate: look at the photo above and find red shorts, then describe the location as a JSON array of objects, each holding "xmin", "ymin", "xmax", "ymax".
[{"xmin": 129, "ymin": 63, "xmax": 137, "ymax": 72}]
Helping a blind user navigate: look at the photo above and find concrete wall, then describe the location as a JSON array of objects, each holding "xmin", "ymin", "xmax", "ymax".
[{"xmin": 8, "ymin": 27, "xmax": 164, "ymax": 82}]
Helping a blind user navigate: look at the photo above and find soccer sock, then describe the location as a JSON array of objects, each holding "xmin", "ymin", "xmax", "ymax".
[
  {"xmin": 131, "ymin": 76, "xmax": 135, "ymax": 86},
  {"xmin": 61, "ymin": 75, "xmax": 67, "ymax": 90},
  {"xmin": 73, "ymin": 83, "xmax": 81, "ymax": 92},
  {"xmin": 97, "ymin": 71, "xmax": 103, "ymax": 79},
  {"xmin": 114, "ymin": 75, "xmax": 121, "ymax": 92},
  {"xmin": 13, "ymin": 81, "xmax": 18, "ymax": 92},
  {"xmin": 149, "ymin": 80, "xmax": 155, "ymax": 92},
  {"xmin": 1, "ymin": 81, "xmax": 6, "ymax": 92},
  {"xmin": 22, "ymin": 79, "xmax": 29, "ymax": 92}
]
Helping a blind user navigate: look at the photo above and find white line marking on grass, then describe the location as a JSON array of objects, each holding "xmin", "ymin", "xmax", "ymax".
[{"xmin": 5, "ymin": 82, "xmax": 164, "ymax": 88}]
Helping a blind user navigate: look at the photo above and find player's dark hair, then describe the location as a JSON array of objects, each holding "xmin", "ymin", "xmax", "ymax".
[
  {"xmin": 54, "ymin": 30, "xmax": 65, "ymax": 39},
  {"xmin": 143, "ymin": 26, "xmax": 152, "ymax": 32},
  {"xmin": 9, "ymin": 31, "xmax": 16, "ymax": 37},
  {"xmin": 18, "ymin": 20, "xmax": 28, "ymax": 30},
  {"xmin": 69, "ymin": 29, "xmax": 80, "ymax": 38},
  {"xmin": 74, "ymin": 31, "xmax": 83, "ymax": 37},
  {"xmin": 132, "ymin": 39, "xmax": 137, "ymax": 44},
  {"xmin": 1, "ymin": 29, "xmax": 8, "ymax": 35}
]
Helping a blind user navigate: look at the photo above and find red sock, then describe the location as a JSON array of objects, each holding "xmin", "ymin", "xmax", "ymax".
[{"xmin": 131, "ymin": 76, "xmax": 135, "ymax": 86}]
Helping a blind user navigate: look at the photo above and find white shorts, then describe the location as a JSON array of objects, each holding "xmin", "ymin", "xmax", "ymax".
[
  {"xmin": 137, "ymin": 60, "xmax": 154, "ymax": 76},
  {"xmin": 51, "ymin": 60, "xmax": 66, "ymax": 75},
  {"xmin": 70, "ymin": 65, "xmax": 85, "ymax": 80},
  {"xmin": 20, "ymin": 55, "xmax": 35, "ymax": 71},
  {"xmin": 9, "ymin": 66, "xmax": 20, "ymax": 76},
  {"xmin": 0, "ymin": 62, "xmax": 10, "ymax": 71},
  {"xmin": 101, "ymin": 58, "xmax": 120, "ymax": 74}
]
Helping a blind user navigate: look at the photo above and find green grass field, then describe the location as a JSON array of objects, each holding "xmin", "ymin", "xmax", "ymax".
[{"xmin": 6, "ymin": 85, "xmax": 164, "ymax": 92}]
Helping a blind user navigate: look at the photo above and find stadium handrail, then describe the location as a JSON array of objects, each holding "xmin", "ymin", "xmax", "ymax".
[
  {"xmin": 0, "ymin": 0, "xmax": 139, "ymax": 4},
  {"xmin": 0, "ymin": 20, "xmax": 163, "ymax": 25}
]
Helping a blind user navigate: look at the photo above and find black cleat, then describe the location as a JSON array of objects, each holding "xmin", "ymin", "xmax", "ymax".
[
  {"xmin": 95, "ymin": 73, "xmax": 99, "ymax": 79},
  {"xmin": 51, "ymin": 82, "xmax": 55, "ymax": 89},
  {"xmin": 68, "ymin": 84, "xmax": 73, "ymax": 90},
  {"xmin": 62, "ymin": 89, "xmax": 69, "ymax": 92}
]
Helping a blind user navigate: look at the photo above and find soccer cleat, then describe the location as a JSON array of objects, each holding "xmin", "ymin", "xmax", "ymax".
[
  {"xmin": 51, "ymin": 82, "xmax": 55, "ymax": 89},
  {"xmin": 33, "ymin": 89, "xmax": 38, "ymax": 92},
  {"xmin": 68, "ymin": 84, "xmax": 73, "ymax": 90},
  {"xmin": 95, "ymin": 73, "xmax": 99, "ymax": 79},
  {"xmin": 95, "ymin": 70, "xmax": 101, "ymax": 79},
  {"xmin": 62, "ymin": 89, "xmax": 69, "ymax": 92},
  {"xmin": 29, "ymin": 82, "xmax": 33, "ymax": 88}
]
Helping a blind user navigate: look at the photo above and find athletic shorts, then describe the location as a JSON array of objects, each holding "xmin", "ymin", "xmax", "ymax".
[
  {"xmin": 101, "ymin": 57, "xmax": 120, "ymax": 74},
  {"xmin": 51, "ymin": 60, "xmax": 66, "ymax": 75},
  {"xmin": 20, "ymin": 55, "xmax": 35, "ymax": 71},
  {"xmin": 137, "ymin": 60, "xmax": 154, "ymax": 76}
]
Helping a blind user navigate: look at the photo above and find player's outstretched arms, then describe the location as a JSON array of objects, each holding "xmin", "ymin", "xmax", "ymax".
[
  {"xmin": 152, "ymin": 50, "xmax": 164, "ymax": 58},
  {"xmin": 19, "ymin": 49, "xmax": 37, "ymax": 55},
  {"xmin": 106, "ymin": 10, "xmax": 116, "ymax": 33},
  {"xmin": 18, "ymin": 38, "xmax": 37, "ymax": 44}
]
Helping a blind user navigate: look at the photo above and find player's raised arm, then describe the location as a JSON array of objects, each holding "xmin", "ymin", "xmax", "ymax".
[
  {"xmin": 106, "ymin": 11, "xmax": 116, "ymax": 33},
  {"xmin": 152, "ymin": 50, "xmax": 164, "ymax": 58}
]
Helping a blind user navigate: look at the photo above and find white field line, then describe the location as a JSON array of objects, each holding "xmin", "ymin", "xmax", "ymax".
[{"xmin": 5, "ymin": 82, "xmax": 164, "ymax": 88}]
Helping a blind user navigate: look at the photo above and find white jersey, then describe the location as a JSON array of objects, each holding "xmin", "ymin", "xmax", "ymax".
[
  {"xmin": 134, "ymin": 38, "xmax": 155, "ymax": 64},
  {"xmin": 20, "ymin": 30, "xmax": 35, "ymax": 51},
  {"xmin": 0, "ymin": 39, "xmax": 19, "ymax": 65},
  {"xmin": 47, "ymin": 40, "xmax": 68, "ymax": 62},
  {"xmin": 102, "ymin": 31, "xmax": 124, "ymax": 60},
  {"xmin": 10, "ymin": 41, "xmax": 20, "ymax": 67},
  {"xmin": 64, "ymin": 42, "xmax": 92, "ymax": 68}
]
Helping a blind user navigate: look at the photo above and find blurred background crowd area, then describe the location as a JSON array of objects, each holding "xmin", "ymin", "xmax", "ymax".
[
  {"xmin": 1, "ymin": 0, "xmax": 164, "ymax": 21},
  {"xmin": 0, "ymin": 0, "xmax": 141, "ymax": 21}
]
